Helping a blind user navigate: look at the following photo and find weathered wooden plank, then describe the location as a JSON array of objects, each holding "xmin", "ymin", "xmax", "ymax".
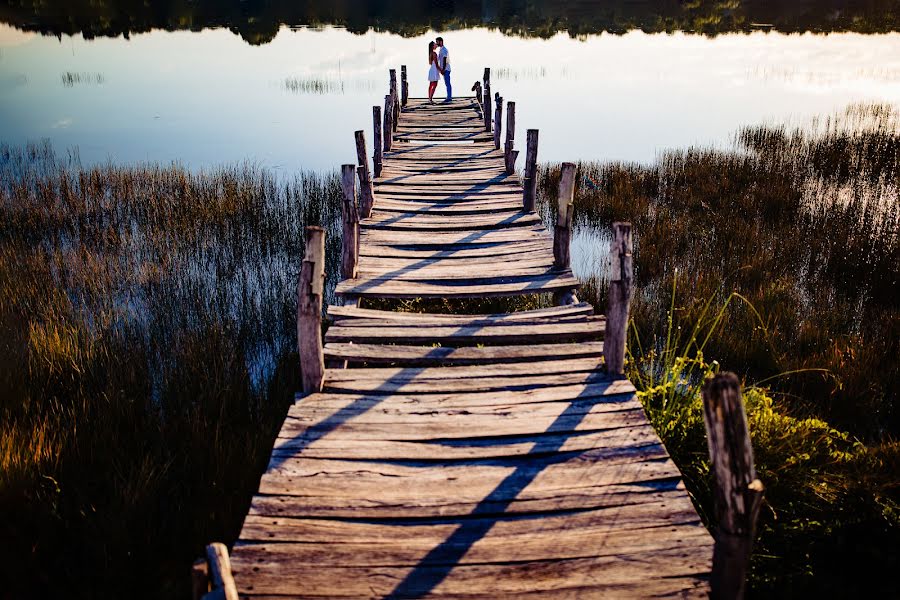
[
  {"xmin": 322, "ymin": 342, "xmax": 604, "ymax": 366},
  {"xmin": 327, "ymin": 302, "xmax": 595, "ymax": 322},
  {"xmin": 231, "ymin": 545, "xmax": 709, "ymax": 598},
  {"xmin": 334, "ymin": 272, "xmax": 580, "ymax": 299}
]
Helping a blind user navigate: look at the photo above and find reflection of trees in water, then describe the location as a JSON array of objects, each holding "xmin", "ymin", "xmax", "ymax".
[{"xmin": 1, "ymin": 0, "xmax": 899, "ymax": 44}]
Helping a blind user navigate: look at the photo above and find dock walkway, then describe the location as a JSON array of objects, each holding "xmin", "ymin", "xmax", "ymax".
[{"xmin": 226, "ymin": 91, "xmax": 713, "ymax": 597}]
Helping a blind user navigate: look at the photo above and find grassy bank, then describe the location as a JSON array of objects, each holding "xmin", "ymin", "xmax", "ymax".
[{"xmin": 535, "ymin": 103, "xmax": 899, "ymax": 595}]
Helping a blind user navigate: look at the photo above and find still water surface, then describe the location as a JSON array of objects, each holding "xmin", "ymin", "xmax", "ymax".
[{"xmin": 2, "ymin": 24, "xmax": 899, "ymax": 172}]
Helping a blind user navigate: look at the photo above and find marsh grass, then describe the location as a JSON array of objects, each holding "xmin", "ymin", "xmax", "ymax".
[
  {"xmin": 536, "ymin": 103, "xmax": 900, "ymax": 596},
  {"xmin": 282, "ymin": 76, "xmax": 376, "ymax": 95},
  {"xmin": 60, "ymin": 72, "xmax": 105, "ymax": 87},
  {"xmin": 0, "ymin": 141, "xmax": 342, "ymax": 598}
]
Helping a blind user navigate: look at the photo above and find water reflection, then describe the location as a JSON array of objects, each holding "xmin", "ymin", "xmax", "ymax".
[{"xmin": 1, "ymin": 25, "xmax": 898, "ymax": 172}]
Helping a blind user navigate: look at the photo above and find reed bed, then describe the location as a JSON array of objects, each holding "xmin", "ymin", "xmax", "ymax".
[
  {"xmin": 0, "ymin": 142, "xmax": 342, "ymax": 598},
  {"xmin": 536, "ymin": 103, "xmax": 900, "ymax": 596}
]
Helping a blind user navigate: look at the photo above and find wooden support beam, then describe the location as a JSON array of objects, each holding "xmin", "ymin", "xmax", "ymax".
[
  {"xmin": 554, "ymin": 162, "xmax": 576, "ymax": 270},
  {"xmin": 493, "ymin": 94, "xmax": 503, "ymax": 150},
  {"xmin": 204, "ymin": 543, "xmax": 238, "ymax": 600},
  {"xmin": 483, "ymin": 68, "xmax": 492, "ymax": 132},
  {"xmin": 372, "ymin": 106, "xmax": 383, "ymax": 177},
  {"xmin": 298, "ymin": 226, "xmax": 325, "ymax": 395},
  {"xmin": 383, "ymin": 94, "xmax": 393, "ymax": 151},
  {"xmin": 354, "ymin": 130, "xmax": 375, "ymax": 216},
  {"xmin": 340, "ymin": 164, "xmax": 359, "ymax": 280},
  {"xmin": 505, "ymin": 101, "xmax": 517, "ymax": 174},
  {"xmin": 604, "ymin": 222, "xmax": 632, "ymax": 375},
  {"xmin": 702, "ymin": 373, "xmax": 764, "ymax": 600},
  {"xmin": 522, "ymin": 129, "xmax": 539, "ymax": 212},
  {"xmin": 400, "ymin": 65, "xmax": 408, "ymax": 107},
  {"xmin": 390, "ymin": 69, "xmax": 399, "ymax": 130}
]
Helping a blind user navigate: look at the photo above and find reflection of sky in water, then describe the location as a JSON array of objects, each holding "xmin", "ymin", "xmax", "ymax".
[{"xmin": 1, "ymin": 24, "xmax": 899, "ymax": 171}]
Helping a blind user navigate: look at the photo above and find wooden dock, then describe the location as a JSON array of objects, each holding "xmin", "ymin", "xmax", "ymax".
[{"xmin": 205, "ymin": 70, "xmax": 728, "ymax": 599}]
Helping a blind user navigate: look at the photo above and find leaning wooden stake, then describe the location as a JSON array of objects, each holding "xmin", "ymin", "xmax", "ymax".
[
  {"xmin": 702, "ymin": 372, "xmax": 765, "ymax": 600},
  {"xmin": 372, "ymin": 106, "xmax": 383, "ymax": 177},
  {"xmin": 483, "ymin": 68, "xmax": 492, "ymax": 132},
  {"xmin": 204, "ymin": 543, "xmax": 238, "ymax": 600},
  {"xmin": 554, "ymin": 162, "xmax": 576, "ymax": 269},
  {"xmin": 354, "ymin": 130, "xmax": 375, "ymax": 217},
  {"xmin": 604, "ymin": 223, "xmax": 632, "ymax": 375},
  {"xmin": 297, "ymin": 226, "xmax": 325, "ymax": 395},
  {"xmin": 493, "ymin": 94, "xmax": 503, "ymax": 150},
  {"xmin": 383, "ymin": 94, "xmax": 393, "ymax": 151},
  {"xmin": 505, "ymin": 101, "xmax": 517, "ymax": 174},
  {"xmin": 340, "ymin": 164, "xmax": 359, "ymax": 280},
  {"xmin": 400, "ymin": 65, "xmax": 408, "ymax": 107},
  {"xmin": 522, "ymin": 129, "xmax": 539, "ymax": 212},
  {"xmin": 389, "ymin": 69, "xmax": 399, "ymax": 130}
]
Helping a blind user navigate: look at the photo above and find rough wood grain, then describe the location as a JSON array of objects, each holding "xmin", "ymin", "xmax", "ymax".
[
  {"xmin": 604, "ymin": 222, "xmax": 633, "ymax": 375},
  {"xmin": 297, "ymin": 227, "xmax": 325, "ymax": 394},
  {"xmin": 523, "ymin": 129, "xmax": 539, "ymax": 212},
  {"xmin": 339, "ymin": 165, "xmax": 359, "ymax": 279}
]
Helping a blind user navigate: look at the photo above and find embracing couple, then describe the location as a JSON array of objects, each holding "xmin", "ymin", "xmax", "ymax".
[{"xmin": 427, "ymin": 37, "xmax": 451, "ymax": 104}]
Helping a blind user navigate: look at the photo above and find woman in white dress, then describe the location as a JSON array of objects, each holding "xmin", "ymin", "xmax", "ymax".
[{"xmin": 427, "ymin": 41, "xmax": 440, "ymax": 103}]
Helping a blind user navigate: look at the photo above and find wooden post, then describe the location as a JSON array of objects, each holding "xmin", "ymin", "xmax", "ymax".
[
  {"xmin": 383, "ymin": 94, "xmax": 393, "ymax": 151},
  {"xmin": 522, "ymin": 129, "xmax": 539, "ymax": 212},
  {"xmin": 340, "ymin": 164, "xmax": 359, "ymax": 280},
  {"xmin": 354, "ymin": 130, "xmax": 375, "ymax": 217},
  {"xmin": 372, "ymin": 106, "xmax": 383, "ymax": 177},
  {"xmin": 389, "ymin": 69, "xmax": 399, "ymax": 130},
  {"xmin": 702, "ymin": 372, "xmax": 765, "ymax": 600},
  {"xmin": 205, "ymin": 543, "xmax": 239, "ymax": 600},
  {"xmin": 505, "ymin": 101, "xmax": 517, "ymax": 174},
  {"xmin": 298, "ymin": 226, "xmax": 325, "ymax": 395},
  {"xmin": 554, "ymin": 162, "xmax": 576, "ymax": 270},
  {"xmin": 191, "ymin": 558, "xmax": 209, "ymax": 600},
  {"xmin": 493, "ymin": 94, "xmax": 503, "ymax": 150},
  {"xmin": 604, "ymin": 223, "xmax": 632, "ymax": 375},
  {"xmin": 483, "ymin": 68, "xmax": 492, "ymax": 132},
  {"xmin": 472, "ymin": 81, "xmax": 483, "ymax": 112},
  {"xmin": 400, "ymin": 65, "xmax": 408, "ymax": 107}
]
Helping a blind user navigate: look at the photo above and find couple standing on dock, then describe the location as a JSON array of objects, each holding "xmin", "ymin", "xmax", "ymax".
[{"xmin": 427, "ymin": 37, "xmax": 451, "ymax": 103}]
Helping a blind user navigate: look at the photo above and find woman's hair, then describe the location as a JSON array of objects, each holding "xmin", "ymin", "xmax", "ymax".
[{"xmin": 428, "ymin": 41, "xmax": 435, "ymax": 61}]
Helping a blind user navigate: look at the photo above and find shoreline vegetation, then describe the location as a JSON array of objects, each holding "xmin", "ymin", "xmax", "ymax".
[
  {"xmin": 2, "ymin": 0, "xmax": 900, "ymax": 45},
  {"xmin": 1, "ymin": 104, "xmax": 898, "ymax": 597}
]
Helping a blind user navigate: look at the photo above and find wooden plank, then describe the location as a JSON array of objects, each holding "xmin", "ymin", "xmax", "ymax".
[
  {"xmin": 325, "ymin": 319, "xmax": 603, "ymax": 345},
  {"xmin": 334, "ymin": 272, "xmax": 580, "ymax": 299},
  {"xmin": 327, "ymin": 302, "xmax": 595, "ymax": 322},
  {"xmin": 231, "ymin": 545, "xmax": 710, "ymax": 597},
  {"xmin": 323, "ymin": 342, "xmax": 604, "ymax": 366}
]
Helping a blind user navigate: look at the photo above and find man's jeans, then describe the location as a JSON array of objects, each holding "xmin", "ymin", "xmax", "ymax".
[{"xmin": 443, "ymin": 69, "xmax": 452, "ymax": 100}]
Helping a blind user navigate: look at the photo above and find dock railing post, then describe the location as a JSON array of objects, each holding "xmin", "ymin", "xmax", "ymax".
[
  {"xmin": 505, "ymin": 101, "xmax": 517, "ymax": 174},
  {"xmin": 401, "ymin": 65, "xmax": 408, "ymax": 107},
  {"xmin": 298, "ymin": 226, "xmax": 325, "ymax": 395},
  {"xmin": 472, "ymin": 81, "xmax": 483, "ymax": 113},
  {"xmin": 372, "ymin": 106, "xmax": 383, "ymax": 177},
  {"xmin": 553, "ymin": 162, "xmax": 579, "ymax": 305},
  {"xmin": 383, "ymin": 94, "xmax": 393, "ymax": 151},
  {"xmin": 483, "ymin": 68, "xmax": 492, "ymax": 132},
  {"xmin": 204, "ymin": 543, "xmax": 239, "ymax": 600},
  {"xmin": 554, "ymin": 162, "xmax": 576, "ymax": 270},
  {"xmin": 354, "ymin": 130, "xmax": 375, "ymax": 217},
  {"xmin": 389, "ymin": 69, "xmax": 399, "ymax": 130},
  {"xmin": 493, "ymin": 94, "xmax": 503, "ymax": 150},
  {"xmin": 702, "ymin": 372, "xmax": 765, "ymax": 600},
  {"xmin": 522, "ymin": 129, "xmax": 539, "ymax": 212},
  {"xmin": 604, "ymin": 222, "xmax": 632, "ymax": 375},
  {"xmin": 340, "ymin": 164, "xmax": 359, "ymax": 280}
]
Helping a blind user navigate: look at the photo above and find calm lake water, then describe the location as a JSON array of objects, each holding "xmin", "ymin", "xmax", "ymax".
[{"xmin": 2, "ymin": 24, "xmax": 900, "ymax": 172}]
